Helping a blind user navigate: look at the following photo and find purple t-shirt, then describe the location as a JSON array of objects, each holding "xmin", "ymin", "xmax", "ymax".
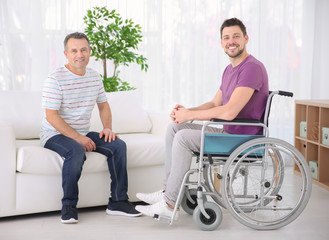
[{"xmin": 220, "ymin": 55, "xmax": 269, "ymax": 135}]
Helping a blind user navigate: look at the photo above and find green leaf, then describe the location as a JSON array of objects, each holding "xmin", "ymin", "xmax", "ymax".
[{"xmin": 83, "ymin": 6, "xmax": 147, "ymax": 92}]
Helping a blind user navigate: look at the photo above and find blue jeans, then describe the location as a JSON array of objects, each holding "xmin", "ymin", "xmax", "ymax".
[{"xmin": 44, "ymin": 132, "xmax": 128, "ymax": 206}]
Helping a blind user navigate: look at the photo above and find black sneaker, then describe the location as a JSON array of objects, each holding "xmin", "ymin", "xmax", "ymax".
[
  {"xmin": 106, "ymin": 199, "xmax": 142, "ymax": 217},
  {"xmin": 61, "ymin": 205, "xmax": 78, "ymax": 224}
]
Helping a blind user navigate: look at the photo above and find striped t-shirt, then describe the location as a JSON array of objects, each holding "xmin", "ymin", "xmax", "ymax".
[{"xmin": 40, "ymin": 66, "xmax": 107, "ymax": 146}]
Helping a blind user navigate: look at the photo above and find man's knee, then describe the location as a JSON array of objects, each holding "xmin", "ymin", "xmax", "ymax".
[
  {"xmin": 102, "ymin": 138, "xmax": 127, "ymax": 155},
  {"xmin": 114, "ymin": 138, "xmax": 127, "ymax": 151},
  {"xmin": 69, "ymin": 143, "xmax": 85, "ymax": 157},
  {"xmin": 173, "ymin": 128, "xmax": 200, "ymax": 150},
  {"xmin": 166, "ymin": 122, "xmax": 180, "ymax": 138},
  {"xmin": 62, "ymin": 144, "xmax": 86, "ymax": 169},
  {"xmin": 173, "ymin": 129, "xmax": 190, "ymax": 145},
  {"xmin": 168, "ymin": 121, "xmax": 179, "ymax": 131}
]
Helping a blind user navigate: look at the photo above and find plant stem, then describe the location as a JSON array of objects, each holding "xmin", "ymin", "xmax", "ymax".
[
  {"xmin": 113, "ymin": 63, "xmax": 118, "ymax": 77},
  {"xmin": 103, "ymin": 59, "xmax": 107, "ymax": 79}
]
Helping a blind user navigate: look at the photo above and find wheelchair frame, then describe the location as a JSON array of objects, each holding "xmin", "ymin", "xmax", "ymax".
[{"xmin": 154, "ymin": 91, "xmax": 312, "ymax": 231}]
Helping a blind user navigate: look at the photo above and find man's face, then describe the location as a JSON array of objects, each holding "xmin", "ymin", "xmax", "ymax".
[
  {"xmin": 221, "ymin": 25, "xmax": 248, "ymax": 58},
  {"xmin": 64, "ymin": 38, "xmax": 91, "ymax": 73}
]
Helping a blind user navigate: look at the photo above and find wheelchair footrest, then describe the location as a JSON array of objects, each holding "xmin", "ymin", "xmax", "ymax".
[{"xmin": 153, "ymin": 214, "xmax": 171, "ymax": 223}]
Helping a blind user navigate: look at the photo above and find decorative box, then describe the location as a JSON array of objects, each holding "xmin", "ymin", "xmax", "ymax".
[
  {"xmin": 300, "ymin": 121, "xmax": 307, "ymax": 138},
  {"xmin": 309, "ymin": 161, "xmax": 318, "ymax": 180},
  {"xmin": 322, "ymin": 127, "xmax": 329, "ymax": 146}
]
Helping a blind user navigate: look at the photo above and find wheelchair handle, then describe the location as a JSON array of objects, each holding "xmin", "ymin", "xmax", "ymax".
[{"xmin": 278, "ymin": 90, "xmax": 293, "ymax": 97}]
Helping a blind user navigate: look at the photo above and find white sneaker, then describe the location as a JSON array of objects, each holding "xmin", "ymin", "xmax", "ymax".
[
  {"xmin": 136, "ymin": 190, "xmax": 164, "ymax": 204},
  {"xmin": 135, "ymin": 199, "xmax": 179, "ymax": 220}
]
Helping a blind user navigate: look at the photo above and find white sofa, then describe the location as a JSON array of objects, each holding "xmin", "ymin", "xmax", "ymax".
[{"xmin": 0, "ymin": 90, "xmax": 169, "ymax": 218}]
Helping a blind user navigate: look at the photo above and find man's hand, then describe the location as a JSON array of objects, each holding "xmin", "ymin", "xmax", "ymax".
[
  {"xmin": 75, "ymin": 135, "xmax": 96, "ymax": 152},
  {"xmin": 99, "ymin": 128, "xmax": 118, "ymax": 142},
  {"xmin": 170, "ymin": 104, "xmax": 184, "ymax": 122},
  {"xmin": 171, "ymin": 106, "xmax": 191, "ymax": 124}
]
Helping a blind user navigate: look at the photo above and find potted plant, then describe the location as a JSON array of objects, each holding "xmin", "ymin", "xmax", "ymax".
[{"xmin": 83, "ymin": 6, "xmax": 148, "ymax": 92}]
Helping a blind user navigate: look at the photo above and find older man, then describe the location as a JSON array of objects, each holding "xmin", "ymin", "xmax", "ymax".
[{"xmin": 40, "ymin": 32, "xmax": 141, "ymax": 223}]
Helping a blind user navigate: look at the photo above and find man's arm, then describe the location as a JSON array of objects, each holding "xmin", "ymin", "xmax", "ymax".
[
  {"xmin": 97, "ymin": 101, "xmax": 118, "ymax": 142},
  {"xmin": 170, "ymin": 89, "xmax": 223, "ymax": 122},
  {"xmin": 189, "ymin": 89, "xmax": 223, "ymax": 111},
  {"xmin": 172, "ymin": 87, "xmax": 254, "ymax": 123},
  {"xmin": 45, "ymin": 109, "xmax": 96, "ymax": 151}
]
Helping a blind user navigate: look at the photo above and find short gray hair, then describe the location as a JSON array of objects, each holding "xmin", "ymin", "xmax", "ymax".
[{"xmin": 64, "ymin": 32, "xmax": 90, "ymax": 51}]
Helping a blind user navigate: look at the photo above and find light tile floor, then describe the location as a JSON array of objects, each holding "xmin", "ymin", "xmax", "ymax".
[{"xmin": 0, "ymin": 183, "xmax": 328, "ymax": 240}]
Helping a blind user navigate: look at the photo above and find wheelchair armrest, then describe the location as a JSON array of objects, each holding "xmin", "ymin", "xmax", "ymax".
[
  {"xmin": 210, "ymin": 118, "xmax": 261, "ymax": 124},
  {"xmin": 203, "ymin": 118, "xmax": 268, "ymax": 137}
]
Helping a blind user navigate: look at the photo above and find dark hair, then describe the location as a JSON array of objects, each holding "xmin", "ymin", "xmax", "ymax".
[
  {"xmin": 64, "ymin": 32, "xmax": 90, "ymax": 50},
  {"xmin": 220, "ymin": 18, "xmax": 247, "ymax": 38}
]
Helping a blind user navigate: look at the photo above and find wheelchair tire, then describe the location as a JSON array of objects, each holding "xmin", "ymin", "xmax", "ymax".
[
  {"xmin": 181, "ymin": 189, "xmax": 207, "ymax": 215},
  {"xmin": 193, "ymin": 201, "xmax": 223, "ymax": 231},
  {"xmin": 221, "ymin": 137, "xmax": 312, "ymax": 230}
]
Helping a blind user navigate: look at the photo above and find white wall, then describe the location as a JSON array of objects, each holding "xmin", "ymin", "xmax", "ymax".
[
  {"xmin": 311, "ymin": 0, "xmax": 329, "ymax": 99},
  {"xmin": 0, "ymin": 0, "xmax": 328, "ymax": 144}
]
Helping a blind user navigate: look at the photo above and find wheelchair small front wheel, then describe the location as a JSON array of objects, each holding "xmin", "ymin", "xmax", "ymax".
[
  {"xmin": 193, "ymin": 202, "xmax": 223, "ymax": 231},
  {"xmin": 181, "ymin": 188, "xmax": 207, "ymax": 215}
]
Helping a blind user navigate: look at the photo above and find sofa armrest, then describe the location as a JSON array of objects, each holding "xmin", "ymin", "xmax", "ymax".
[
  {"xmin": 0, "ymin": 121, "xmax": 17, "ymax": 215},
  {"xmin": 148, "ymin": 112, "xmax": 171, "ymax": 136}
]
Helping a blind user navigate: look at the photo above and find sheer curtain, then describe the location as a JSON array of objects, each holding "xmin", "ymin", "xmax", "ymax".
[{"xmin": 1, "ymin": 0, "xmax": 328, "ymax": 143}]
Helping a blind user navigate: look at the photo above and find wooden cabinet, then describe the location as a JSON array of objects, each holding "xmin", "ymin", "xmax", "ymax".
[{"xmin": 295, "ymin": 100, "xmax": 329, "ymax": 190}]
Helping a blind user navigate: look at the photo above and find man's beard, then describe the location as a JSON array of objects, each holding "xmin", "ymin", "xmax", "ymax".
[{"xmin": 225, "ymin": 47, "xmax": 244, "ymax": 58}]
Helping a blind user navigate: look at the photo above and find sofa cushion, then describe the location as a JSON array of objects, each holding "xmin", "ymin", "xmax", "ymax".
[
  {"xmin": 120, "ymin": 133, "xmax": 165, "ymax": 168},
  {"xmin": 16, "ymin": 133, "xmax": 165, "ymax": 175},
  {"xmin": 0, "ymin": 91, "xmax": 43, "ymax": 139},
  {"xmin": 90, "ymin": 90, "xmax": 153, "ymax": 134},
  {"xmin": 0, "ymin": 90, "xmax": 152, "ymax": 141}
]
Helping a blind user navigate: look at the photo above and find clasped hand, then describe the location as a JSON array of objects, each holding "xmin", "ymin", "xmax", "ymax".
[{"xmin": 170, "ymin": 104, "xmax": 190, "ymax": 124}]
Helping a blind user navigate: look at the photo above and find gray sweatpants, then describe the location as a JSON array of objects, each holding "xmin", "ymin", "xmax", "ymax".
[{"xmin": 163, "ymin": 122, "xmax": 225, "ymax": 206}]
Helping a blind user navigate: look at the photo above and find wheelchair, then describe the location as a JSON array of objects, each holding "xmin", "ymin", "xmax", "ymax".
[{"xmin": 154, "ymin": 90, "xmax": 312, "ymax": 231}]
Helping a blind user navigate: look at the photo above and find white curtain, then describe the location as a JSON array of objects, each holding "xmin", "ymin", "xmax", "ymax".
[{"xmin": 0, "ymin": 0, "xmax": 328, "ymax": 143}]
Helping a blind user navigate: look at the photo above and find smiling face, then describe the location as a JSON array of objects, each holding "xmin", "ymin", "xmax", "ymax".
[
  {"xmin": 221, "ymin": 25, "xmax": 249, "ymax": 59},
  {"xmin": 64, "ymin": 38, "xmax": 91, "ymax": 75}
]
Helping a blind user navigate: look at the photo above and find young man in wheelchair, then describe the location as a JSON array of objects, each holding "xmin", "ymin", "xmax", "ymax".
[{"xmin": 136, "ymin": 18, "xmax": 269, "ymax": 218}]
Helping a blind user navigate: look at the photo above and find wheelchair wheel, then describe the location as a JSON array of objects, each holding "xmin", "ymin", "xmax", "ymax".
[
  {"xmin": 193, "ymin": 201, "xmax": 223, "ymax": 231},
  {"xmin": 221, "ymin": 137, "xmax": 312, "ymax": 230},
  {"xmin": 181, "ymin": 188, "xmax": 207, "ymax": 215}
]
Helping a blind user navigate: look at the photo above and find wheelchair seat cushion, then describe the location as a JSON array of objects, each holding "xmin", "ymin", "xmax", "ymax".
[{"xmin": 204, "ymin": 134, "xmax": 264, "ymax": 155}]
